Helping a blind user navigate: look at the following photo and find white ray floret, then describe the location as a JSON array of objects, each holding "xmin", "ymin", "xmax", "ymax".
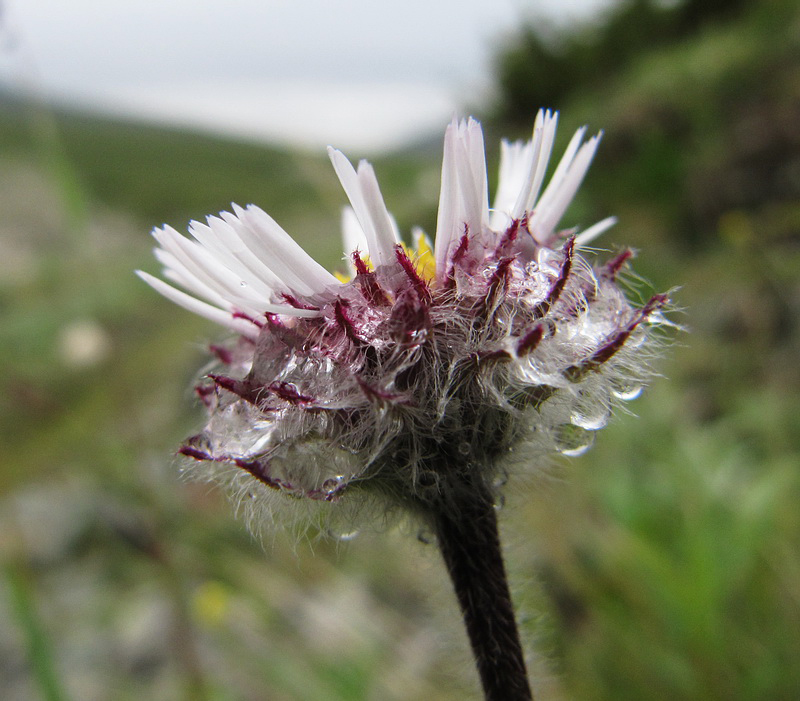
[
  {"xmin": 341, "ymin": 206, "xmax": 369, "ymax": 276},
  {"xmin": 226, "ymin": 204, "xmax": 341, "ymax": 296},
  {"xmin": 434, "ymin": 117, "xmax": 493, "ymax": 278},
  {"xmin": 154, "ymin": 247, "xmax": 231, "ymax": 309},
  {"xmin": 137, "ymin": 203, "xmax": 342, "ymax": 333},
  {"xmin": 186, "ymin": 219, "xmax": 285, "ymax": 301},
  {"xmin": 516, "ymin": 108, "xmax": 559, "ymax": 217},
  {"xmin": 150, "ymin": 225, "xmax": 270, "ymax": 311},
  {"xmin": 187, "ymin": 216, "xmax": 287, "ymax": 295},
  {"xmin": 489, "ymin": 109, "xmax": 559, "ymax": 229},
  {"xmin": 136, "ymin": 271, "xmax": 264, "ymax": 339},
  {"xmin": 434, "ymin": 119, "xmax": 462, "ymax": 279},
  {"xmin": 490, "ymin": 138, "xmax": 534, "ymax": 230},
  {"xmin": 327, "ymin": 147, "xmax": 399, "ymax": 267},
  {"xmin": 454, "ymin": 117, "xmax": 490, "ymax": 245},
  {"xmin": 528, "ymin": 129, "xmax": 602, "ymax": 243},
  {"xmin": 575, "ymin": 216, "xmax": 618, "ymax": 248}
]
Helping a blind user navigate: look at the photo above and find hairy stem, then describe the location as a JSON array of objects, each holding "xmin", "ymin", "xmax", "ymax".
[{"xmin": 432, "ymin": 480, "xmax": 533, "ymax": 700}]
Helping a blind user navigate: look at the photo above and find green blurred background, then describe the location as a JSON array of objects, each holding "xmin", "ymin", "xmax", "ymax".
[{"xmin": 1, "ymin": 0, "xmax": 799, "ymax": 698}]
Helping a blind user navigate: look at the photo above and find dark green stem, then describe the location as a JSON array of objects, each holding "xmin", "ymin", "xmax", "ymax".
[{"xmin": 432, "ymin": 480, "xmax": 533, "ymax": 701}]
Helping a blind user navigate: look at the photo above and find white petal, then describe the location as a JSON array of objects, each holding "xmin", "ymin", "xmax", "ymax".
[
  {"xmin": 228, "ymin": 204, "xmax": 340, "ymax": 296},
  {"xmin": 541, "ymin": 125, "xmax": 587, "ymax": 200},
  {"xmin": 327, "ymin": 147, "xmax": 398, "ymax": 267},
  {"xmin": 137, "ymin": 271, "xmax": 261, "ymax": 340},
  {"xmin": 340, "ymin": 206, "xmax": 369, "ymax": 276},
  {"xmin": 189, "ymin": 216, "xmax": 286, "ymax": 296},
  {"xmin": 575, "ymin": 216, "xmax": 617, "ymax": 247},
  {"xmin": 152, "ymin": 221, "xmax": 326, "ymax": 319},
  {"xmin": 521, "ymin": 109, "xmax": 558, "ymax": 214},
  {"xmin": 216, "ymin": 209, "xmax": 302, "ymax": 294},
  {"xmin": 489, "ymin": 110, "xmax": 559, "ymax": 233},
  {"xmin": 531, "ymin": 134, "xmax": 601, "ymax": 240},
  {"xmin": 139, "ymin": 264, "xmax": 321, "ymax": 320},
  {"xmin": 433, "ymin": 117, "xmax": 491, "ymax": 277},
  {"xmin": 434, "ymin": 119, "xmax": 461, "ymax": 278},
  {"xmin": 152, "ymin": 225, "xmax": 262, "ymax": 309},
  {"xmin": 455, "ymin": 117, "xmax": 489, "ymax": 243},
  {"xmin": 359, "ymin": 159, "xmax": 401, "ymax": 262},
  {"xmin": 490, "ymin": 138, "xmax": 533, "ymax": 230},
  {"xmin": 155, "ymin": 247, "xmax": 231, "ymax": 309}
]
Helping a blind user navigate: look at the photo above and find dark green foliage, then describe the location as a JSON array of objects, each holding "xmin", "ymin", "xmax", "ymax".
[{"xmin": 492, "ymin": 0, "xmax": 752, "ymax": 128}]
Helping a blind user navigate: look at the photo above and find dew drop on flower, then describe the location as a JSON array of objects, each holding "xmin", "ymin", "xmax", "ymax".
[
  {"xmin": 570, "ymin": 404, "xmax": 610, "ymax": 431},
  {"xmin": 611, "ymin": 383, "xmax": 643, "ymax": 401},
  {"xmin": 327, "ymin": 527, "xmax": 360, "ymax": 541},
  {"xmin": 268, "ymin": 438, "xmax": 360, "ymax": 495},
  {"xmin": 554, "ymin": 424, "xmax": 595, "ymax": 457},
  {"xmin": 321, "ymin": 475, "xmax": 346, "ymax": 495}
]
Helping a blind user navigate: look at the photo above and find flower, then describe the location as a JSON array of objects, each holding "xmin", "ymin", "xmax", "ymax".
[{"xmin": 138, "ymin": 111, "xmax": 667, "ymax": 528}]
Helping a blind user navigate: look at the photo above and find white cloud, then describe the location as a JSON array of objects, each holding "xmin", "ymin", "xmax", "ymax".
[{"xmin": 77, "ymin": 79, "xmax": 461, "ymax": 152}]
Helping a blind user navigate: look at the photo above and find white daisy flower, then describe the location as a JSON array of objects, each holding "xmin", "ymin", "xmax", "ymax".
[
  {"xmin": 138, "ymin": 110, "xmax": 666, "ymax": 513},
  {"xmin": 139, "ymin": 110, "xmax": 670, "ymax": 700}
]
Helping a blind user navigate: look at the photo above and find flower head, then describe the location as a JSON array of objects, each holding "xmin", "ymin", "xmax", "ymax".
[{"xmin": 138, "ymin": 111, "xmax": 667, "ymax": 528}]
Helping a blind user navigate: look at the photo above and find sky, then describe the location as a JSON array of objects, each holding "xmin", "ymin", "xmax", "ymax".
[{"xmin": 1, "ymin": 0, "xmax": 613, "ymax": 152}]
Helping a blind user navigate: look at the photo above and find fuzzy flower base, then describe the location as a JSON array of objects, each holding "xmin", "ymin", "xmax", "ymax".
[{"xmin": 139, "ymin": 111, "xmax": 666, "ymax": 528}]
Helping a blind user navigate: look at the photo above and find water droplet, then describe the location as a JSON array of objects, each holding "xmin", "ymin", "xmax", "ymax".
[
  {"xmin": 240, "ymin": 280, "xmax": 248, "ymax": 287},
  {"xmin": 611, "ymin": 383, "xmax": 643, "ymax": 401},
  {"xmin": 457, "ymin": 442, "xmax": 471, "ymax": 456},
  {"xmin": 321, "ymin": 475, "xmax": 346, "ymax": 494},
  {"xmin": 554, "ymin": 424, "xmax": 595, "ymax": 457},
  {"xmin": 327, "ymin": 527, "xmax": 360, "ymax": 541},
  {"xmin": 571, "ymin": 404, "xmax": 610, "ymax": 431},
  {"xmin": 494, "ymin": 494, "xmax": 506, "ymax": 511}
]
